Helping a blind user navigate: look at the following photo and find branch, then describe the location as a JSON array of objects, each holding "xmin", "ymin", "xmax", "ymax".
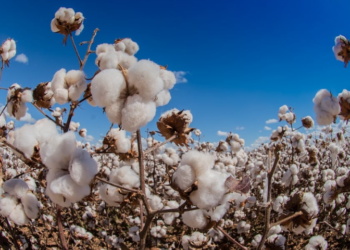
[
  {"xmin": 32, "ymin": 102, "xmax": 64, "ymax": 129},
  {"xmin": 143, "ymin": 134, "xmax": 177, "ymax": 155},
  {"xmin": 270, "ymin": 211, "xmax": 303, "ymax": 228},
  {"xmin": 257, "ymin": 147, "xmax": 281, "ymax": 250},
  {"xmin": 63, "ymin": 101, "xmax": 77, "ymax": 133},
  {"xmin": 80, "ymin": 28, "xmax": 99, "ymax": 70},
  {"xmin": 5, "ymin": 218, "xmax": 20, "ymax": 250},
  {"xmin": 57, "ymin": 205, "xmax": 68, "ymax": 250},
  {"xmin": 69, "ymin": 33, "xmax": 82, "ymax": 67},
  {"xmin": 216, "ymin": 226, "xmax": 247, "ymax": 250},
  {"xmin": 95, "ymin": 177, "xmax": 140, "ymax": 194},
  {"xmin": 0, "ymin": 60, "xmax": 4, "ymax": 86}
]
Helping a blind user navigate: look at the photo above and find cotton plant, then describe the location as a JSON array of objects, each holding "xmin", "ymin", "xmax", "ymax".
[
  {"xmin": 6, "ymin": 83, "xmax": 33, "ymax": 120},
  {"xmin": 0, "ymin": 179, "xmax": 39, "ymax": 225},
  {"xmin": 333, "ymin": 35, "xmax": 350, "ymax": 67},
  {"xmin": 313, "ymin": 89, "xmax": 340, "ymax": 126},
  {"xmin": 278, "ymin": 105, "xmax": 295, "ymax": 124},
  {"xmin": 51, "ymin": 7, "xmax": 85, "ymax": 39},
  {"xmin": 0, "ymin": 39, "xmax": 16, "ymax": 66}
]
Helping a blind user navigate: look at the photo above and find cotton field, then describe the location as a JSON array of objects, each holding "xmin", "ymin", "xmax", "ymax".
[{"xmin": 0, "ymin": 6, "xmax": 350, "ymax": 250}]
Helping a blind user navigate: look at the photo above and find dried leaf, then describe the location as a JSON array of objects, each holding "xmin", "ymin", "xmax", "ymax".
[{"xmin": 225, "ymin": 175, "xmax": 250, "ymax": 194}]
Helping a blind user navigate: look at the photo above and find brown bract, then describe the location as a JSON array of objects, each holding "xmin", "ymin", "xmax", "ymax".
[
  {"xmin": 337, "ymin": 38, "xmax": 350, "ymax": 67},
  {"xmin": 96, "ymin": 135, "xmax": 138, "ymax": 161},
  {"xmin": 339, "ymin": 97, "xmax": 350, "ymax": 122},
  {"xmin": 53, "ymin": 19, "xmax": 83, "ymax": 45},
  {"xmin": 8, "ymin": 86, "xmax": 30, "ymax": 117},
  {"xmin": 157, "ymin": 110, "xmax": 194, "ymax": 147},
  {"xmin": 83, "ymin": 83, "xmax": 94, "ymax": 103},
  {"xmin": 33, "ymin": 82, "xmax": 52, "ymax": 109}
]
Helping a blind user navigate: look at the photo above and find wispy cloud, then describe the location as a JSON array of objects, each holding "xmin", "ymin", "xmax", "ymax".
[
  {"xmin": 264, "ymin": 126, "xmax": 271, "ymax": 130},
  {"xmin": 85, "ymin": 135, "xmax": 94, "ymax": 142},
  {"xmin": 246, "ymin": 136, "xmax": 269, "ymax": 151},
  {"xmin": 19, "ymin": 112, "xmax": 36, "ymax": 123},
  {"xmin": 236, "ymin": 126, "xmax": 245, "ymax": 130},
  {"xmin": 15, "ymin": 53, "xmax": 28, "ymax": 64},
  {"xmin": 266, "ymin": 118, "xmax": 278, "ymax": 124},
  {"xmin": 173, "ymin": 71, "xmax": 188, "ymax": 83},
  {"xmin": 217, "ymin": 130, "xmax": 228, "ymax": 136}
]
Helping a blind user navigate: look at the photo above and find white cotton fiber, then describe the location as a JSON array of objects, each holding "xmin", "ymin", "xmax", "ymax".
[
  {"xmin": 65, "ymin": 70, "xmax": 85, "ymax": 86},
  {"xmin": 3, "ymin": 179, "xmax": 29, "ymax": 199},
  {"xmin": 21, "ymin": 192, "xmax": 39, "ymax": 219},
  {"xmin": 156, "ymin": 89, "xmax": 171, "ymax": 107},
  {"xmin": 54, "ymin": 88, "xmax": 69, "ymax": 104},
  {"xmin": 121, "ymin": 94, "xmax": 156, "ymax": 132},
  {"xmin": 51, "ymin": 19, "xmax": 59, "ymax": 32},
  {"xmin": 182, "ymin": 209, "xmax": 208, "ymax": 229},
  {"xmin": 122, "ymin": 38, "xmax": 139, "ymax": 56},
  {"xmin": 109, "ymin": 166, "xmax": 140, "ymax": 189},
  {"xmin": 105, "ymin": 100, "xmax": 123, "ymax": 125},
  {"xmin": 108, "ymin": 129, "xmax": 131, "ymax": 153},
  {"xmin": 91, "ymin": 69, "xmax": 126, "ymax": 107},
  {"xmin": 116, "ymin": 51, "xmax": 137, "ymax": 69},
  {"xmin": 96, "ymin": 43, "xmax": 115, "ymax": 55},
  {"xmin": 51, "ymin": 69, "xmax": 67, "ymax": 92},
  {"xmin": 34, "ymin": 119, "xmax": 58, "ymax": 143},
  {"xmin": 114, "ymin": 41, "xmax": 126, "ymax": 52},
  {"xmin": 313, "ymin": 89, "xmax": 340, "ymax": 126},
  {"xmin": 45, "ymin": 184, "xmax": 72, "ymax": 207},
  {"xmin": 24, "ymin": 176, "xmax": 37, "ymax": 191},
  {"xmin": 190, "ymin": 170, "xmax": 228, "ymax": 209},
  {"xmin": 12, "ymin": 124, "xmax": 38, "ymax": 158},
  {"xmin": 160, "ymin": 69, "xmax": 176, "ymax": 90},
  {"xmin": 128, "ymin": 60, "xmax": 163, "ymax": 101},
  {"xmin": 50, "ymin": 174, "xmax": 91, "ymax": 203},
  {"xmin": 69, "ymin": 148, "xmax": 98, "ymax": 186},
  {"xmin": 172, "ymin": 164, "xmax": 195, "ymax": 190},
  {"xmin": 98, "ymin": 51, "xmax": 119, "ymax": 70},
  {"xmin": 9, "ymin": 204, "xmax": 29, "ymax": 225},
  {"xmin": 99, "ymin": 184, "xmax": 124, "ymax": 206},
  {"xmin": 181, "ymin": 151, "xmax": 215, "ymax": 177},
  {"xmin": 0, "ymin": 194, "xmax": 18, "ymax": 217},
  {"xmin": 148, "ymin": 195, "xmax": 164, "ymax": 210},
  {"xmin": 21, "ymin": 89, "xmax": 33, "ymax": 103}
]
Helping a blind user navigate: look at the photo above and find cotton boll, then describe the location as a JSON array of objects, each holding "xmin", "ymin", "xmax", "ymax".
[
  {"xmin": 96, "ymin": 43, "xmax": 115, "ymax": 55},
  {"xmin": 91, "ymin": 69, "xmax": 126, "ymax": 107},
  {"xmin": 62, "ymin": 8, "xmax": 75, "ymax": 24},
  {"xmin": 0, "ymin": 194, "xmax": 18, "ymax": 217},
  {"xmin": 172, "ymin": 164, "xmax": 195, "ymax": 190},
  {"xmin": 122, "ymin": 38, "xmax": 139, "ymax": 56},
  {"xmin": 99, "ymin": 184, "xmax": 124, "ymax": 206},
  {"xmin": 333, "ymin": 35, "xmax": 347, "ymax": 62},
  {"xmin": 69, "ymin": 148, "xmax": 98, "ymax": 186},
  {"xmin": 14, "ymin": 103, "xmax": 27, "ymax": 120},
  {"xmin": 313, "ymin": 89, "xmax": 340, "ymax": 125},
  {"xmin": 128, "ymin": 60, "xmax": 163, "ymax": 101},
  {"xmin": 182, "ymin": 209, "xmax": 208, "ymax": 229},
  {"xmin": 12, "ymin": 124, "xmax": 38, "ymax": 158},
  {"xmin": 75, "ymin": 23, "xmax": 84, "ymax": 36},
  {"xmin": 21, "ymin": 89, "xmax": 33, "ymax": 103},
  {"xmin": 9, "ymin": 204, "xmax": 29, "ymax": 225},
  {"xmin": 305, "ymin": 235, "xmax": 328, "ymax": 250},
  {"xmin": 3, "ymin": 179, "xmax": 29, "ymax": 199},
  {"xmin": 21, "ymin": 192, "xmax": 39, "ymax": 219},
  {"xmin": 34, "ymin": 118, "xmax": 59, "ymax": 144},
  {"xmin": 302, "ymin": 192, "xmax": 319, "ymax": 218},
  {"xmin": 109, "ymin": 166, "xmax": 140, "ymax": 189},
  {"xmin": 105, "ymin": 100, "xmax": 123, "ymax": 125},
  {"xmin": 51, "ymin": 69, "xmax": 67, "ymax": 92},
  {"xmin": 51, "ymin": 19, "xmax": 59, "ymax": 32},
  {"xmin": 160, "ymin": 69, "xmax": 176, "ymax": 90},
  {"xmin": 24, "ymin": 176, "xmax": 37, "ymax": 191},
  {"xmin": 114, "ymin": 41, "xmax": 126, "ymax": 52},
  {"xmin": 155, "ymin": 89, "xmax": 171, "ymax": 107},
  {"xmin": 98, "ymin": 51, "xmax": 120, "ymax": 70},
  {"xmin": 121, "ymin": 95, "xmax": 156, "ymax": 132},
  {"xmin": 50, "ymin": 174, "xmax": 91, "ymax": 203},
  {"xmin": 237, "ymin": 221, "xmax": 251, "ymax": 234},
  {"xmin": 65, "ymin": 69, "xmax": 85, "ymax": 85},
  {"xmin": 148, "ymin": 195, "xmax": 164, "ymax": 210},
  {"xmin": 1, "ymin": 39, "xmax": 11, "ymax": 52},
  {"xmin": 181, "ymin": 151, "xmax": 215, "ymax": 177},
  {"xmin": 115, "ymin": 51, "xmax": 137, "ymax": 69},
  {"xmin": 54, "ymin": 88, "xmax": 69, "ymax": 104},
  {"xmin": 190, "ymin": 170, "xmax": 228, "ymax": 209}
]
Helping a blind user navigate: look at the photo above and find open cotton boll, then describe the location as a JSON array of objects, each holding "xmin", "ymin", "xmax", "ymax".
[
  {"xmin": 9, "ymin": 204, "xmax": 29, "ymax": 225},
  {"xmin": 181, "ymin": 151, "xmax": 215, "ymax": 177},
  {"xmin": 40, "ymin": 131, "xmax": 77, "ymax": 169},
  {"xmin": 156, "ymin": 89, "xmax": 171, "ymax": 107},
  {"xmin": 160, "ymin": 69, "xmax": 176, "ymax": 90},
  {"xmin": 51, "ymin": 69, "xmax": 67, "ymax": 92},
  {"xmin": 54, "ymin": 88, "xmax": 69, "ymax": 104},
  {"xmin": 21, "ymin": 89, "xmax": 33, "ymax": 103},
  {"xmin": 313, "ymin": 89, "xmax": 340, "ymax": 125},
  {"xmin": 65, "ymin": 70, "xmax": 86, "ymax": 86},
  {"xmin": 114, "ymin": 41, "xmax": 126, "ymax": 52},
  {"xmin": 333, "ymin": 35, "xmax": 347, "ymax": 62},
  {"xmin": 69, "ymin": 121, "xmax": 80, "ymax": 131},
  {"xmin": 108, "ymin": 129, "xmax": 131, "ymax": 153},
  {"xmin": 115, "ymin": 51, "xmax": 137, "ymax": 69},
  {"xmin": 121, "ymin": 94, "xmax": 156, "ymax": 132},
  {"xmin": 190, "ymin": 170, "xmax": 228, "ymax": 209},
  {"xmin": 302, "ymin": 192, "xmax": 319, "ymax": 217},
  {"xmin": 96, "ymin": 43, "xmax": 115, "ymax": 55},
  {"xmin": 128, "ymin": 60, "xmax": 164, "ymax": 101},
  {"xmin": 69, "ymin": 148, "xmax": 98, "ymax": 186},
  {"xmin": 24, "ymin": 176, "xmax": 37, "ymax": 191},
  {"xmin": 1, "ymin": 39, "xmax": 11, "ymax": 52},
  {"xmin": 122, "ymin": 38, "xmax": 139, "ymax": 56},
  {"xmin": 12, "ymin": 124, "xmax": 38, "ymax": 158},
  {"xmin": 91, "ymin": 69, "xmax": 126, "ymax": 107},
  {"xmin": 45, "ymin": 184, "xmax": 72, "ymax": 207},
  {"xmin": 109, "ymin": 166, "xmax": 140, "ymax": 189},
  {"xmin": 98, "ymin": 51, "xmax": 120, "ymax": 70},
  {"xmin": 0, "ymin": 194, "xmax": 18, "ymax": 217},
  {"xmin": 305, "ymin": 235, "xmax": 328, "ymax": 250},
  {"xmin": 34, "ymin": 118, "xmax": 58, "ymax": 143},
  {"xmin": 3, "ymin": 179, "xmax": 29, "ymax": 199},
  {"xmin": 266, "ymin": 234, "xmax": 286, "ymax": 249},
  {"xmin": 50, "ymin": 174, "xmax": 91, "ymax": 203},
  {"xmin": 62, "ymin": 8, "xmax": 75, "ymax": 23},
  {"xmin": 172, "ymin": 164, "xmax": 195, "ymax": 190},
  {"xmin": 75, "ymin": 23, "xmax": 84, "ymax": 36},
  {"xmin": 51, "ymin": 18, "xmax": 60, "ymax": 32},
  {"xmin": 148, "ymin": 195, "xmax": 164, "ymax": 210},
  {"xmin": 105, "ymin": 100, "xmax": 123, "ymax": 125},
  {"xmin": 99, "ymin": 184, "xmax": 124, "ymax": 206},
  {"xmin": 203, "ymin": 200, "xmax": 230, "ymax": 221},
  {"xmin": 182, "ymin": 209, "xmax": 208, "ymax": 229},
  {"xmin": 21, "ymin": 192, "xmax": 39, "ymax": 219}
]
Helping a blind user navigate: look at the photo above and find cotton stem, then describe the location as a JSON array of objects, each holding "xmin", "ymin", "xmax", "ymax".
[
  {"xmin": 69, "ymin": 33, "xmax": 82, "ymax": 67},
  {"xmin": 80, "ymin": 28, "xmax": 99, "ymax": 70},
  {"xmin": 216, "ymin": 226, "xmax": 247, "ymax": 250}
]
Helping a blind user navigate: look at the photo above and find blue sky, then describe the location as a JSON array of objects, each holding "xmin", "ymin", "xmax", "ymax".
[{"xmin": 0, "ymin": 0, "xmax": 349, "ymax": 149}]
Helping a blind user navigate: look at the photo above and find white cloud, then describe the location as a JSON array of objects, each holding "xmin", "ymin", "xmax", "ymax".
[
  {"xmin": 266, "ymin": 119, "xmax": 278, "ymax": 124},
  {"xmin": 236, "ymin": 126, "xmax": 245, "ymax": 130},
  {"xmin": 15, "ymin": 54, "xmax": 28, "ymax": 64},
  {"xmin": 85, "ymin": 135, "xmax": 94, "ymax": 142},
  {"xmin": 217, "ymin": 130, "xmax": 228, "ymax": 136},
  {"xmin": 19, "ymin": 112, "xmax": 36, "ymax": 123},
  {"xmin": 173, "ymin": 71, "xmax": 188, "ymax": 83},
  {"xmin": 246, "ymin": 136, "xmax": 269, "ymax": 151},
  {"xmin": 264, "ymin": 126, "xmax": 271, "ymax": 130}
]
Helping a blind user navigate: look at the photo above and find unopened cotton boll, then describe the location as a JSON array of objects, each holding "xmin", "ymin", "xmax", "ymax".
[
  {"xmin": 91, "ymin": 69, "xmax": 126, "ymax": 107},
  {"xmin": 21, "ymin": 192, "xmax": 39, "ymax": 219},
  {"xmin": 128, "ymin": 60, "xmax": 164, "ymax": 101},
  {"xmin": 69, "ymin": 148, "xmax": 98, "ymax": 186},
  {"xmin": 121, "ymin": 94, "xmax": 156, "ymax": 132}
]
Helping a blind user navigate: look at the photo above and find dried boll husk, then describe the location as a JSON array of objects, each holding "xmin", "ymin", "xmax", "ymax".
[{"xmin": 33, "ymin": 82, "xmax": 55, "ymax": 108}]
